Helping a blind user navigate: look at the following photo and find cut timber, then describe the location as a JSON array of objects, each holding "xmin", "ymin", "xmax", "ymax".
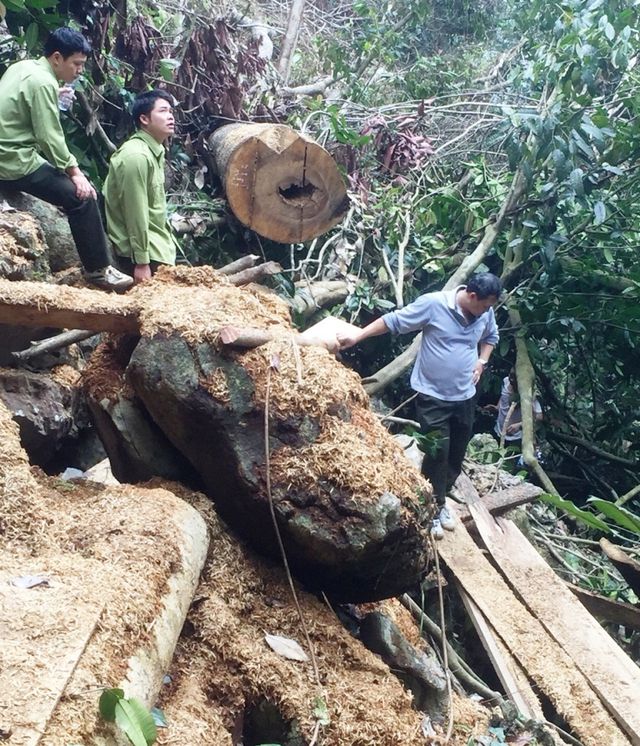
[
  {"xmin": 438, "ymin": 507, "xmax": 630, "ymax": 745},
  {"xmin": 209, "ymin": 123, "xmax": 348, "ymax": 243},
  {"xmin": 226, "ymin": 260, "xmax": 282, "ymax": 286},
  {"xmin": 600, "ymin": 537, "xmax": 640, "ymax": 597},
  {"xmin": 469, "ymin": 500, "xmax": 640, "ymax": 746},
  {"xmin": 453, "ymin": 481, "xmax": 543, "ymax": 523},
  {"xmin": 567, "ymin": 583, "xmax": 640, "ymax": 630},
  {"xmin": 289, "ymin": 280, "xmax": 349, "ymax": 320},
  {"xmin": 0, "ymin": 557, "xmax": 104, "ymax": 746},
  {"xmin": 0, "ymin": 279, "xmax": 138, "ymax": 333},
  {"xmin": 458, "ymin": 587, "xmax": 544, "ymax": 720}
]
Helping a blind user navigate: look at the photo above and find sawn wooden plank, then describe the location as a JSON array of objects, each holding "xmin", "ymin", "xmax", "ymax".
[
  {"xmin": 468, "ymin": 499, "xmax": 640, "ymax": 746},
  {"xmin": 458, "ymin": 587, "xmax": 544, "ymax": 720},
  {"xmin": 0, "ymin": 562, "xmax": 104, "ymax": 745},
  {"xmin": 438, "ymin": 509, "xmax": 630, "ymax": 746}
]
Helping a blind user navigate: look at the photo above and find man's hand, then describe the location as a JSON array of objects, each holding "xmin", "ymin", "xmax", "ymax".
[
  {"xmin": 69, "ymin": 171, "xmax": 96, "ymax": 200},
  {"xmin": 472, "ymin": 360, "xmax": 485, "ymax": 385},
  {"xmin": 134, "ymin": 263, "xmax": 152, "ymax": 284},
  {"xmin": 336, "ymin": 331, "xmax": 361, "ymax": 350}
]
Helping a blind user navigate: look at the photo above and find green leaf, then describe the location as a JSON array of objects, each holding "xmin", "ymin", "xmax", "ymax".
[
  {"xmin": 25, "ymin": 0, "xmax": 58, "ymax": 7},
  {"xmin": 99, "ymin": 688, "xmax": 124, "ymax": 722},
  {"xmin": 587, "ymin": 498, "xmax": 640, "ymax": 535},
  {"xmin": 593, "ymin": 201, "xmax": 606, "ymax": 225},
  {"xmin": 539, "ymin": 493, "xmax": 610, "ymax": 532},
  {"xmin": 24, "ymin": 21, "xmax": 38, "ymax": 50},
  {"xmin": 159, "ymin": 58, "xmax": 180, "ymax": 82},
  {"xmin": 569, "ymin": 168, "xmax": 584, "ymax": 196},
  {"xmin": 115, "ymin": 698, "xmax": 157, "ymax": 746},
  {"xmin": 2, "ymin": 0, "xmax": 26, "ymax": 9},
  {"xmin": 603, "ymin": 247, "xmax": 614, "ymax": 263}
]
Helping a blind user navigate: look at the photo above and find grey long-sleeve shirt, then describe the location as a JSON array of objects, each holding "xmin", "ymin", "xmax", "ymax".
[{"xmin": 382, "ymin": 286, "xmax": 499, "ymax": 401}]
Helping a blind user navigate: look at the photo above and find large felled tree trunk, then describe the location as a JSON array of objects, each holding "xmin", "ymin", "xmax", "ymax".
[{"xmin": 209, "ymin": 123, "xmax": 348, "ymax": 243}]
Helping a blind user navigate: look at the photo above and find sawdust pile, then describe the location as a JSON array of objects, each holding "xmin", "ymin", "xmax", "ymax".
[
  {"xmin": 49, "ymin": 363, "xmax": 81, "ymax": 387},
  {"xmin": 81, "ymin": 334, "xmax": 139, "ymax": 402},
  {"xmin": 158, "ymin": 489, "xmax": 424, "ymax": 745},
  {"xmin": 0, "ymin": 211, "xmax": 47, "ymax": 279},
  {"xmin": 269, "ymin": 411, "xmax": 428, "ymax": 507},
  {"xmin": 152, "ymin": 486, "xmax": 491, "ymax": 745},
  {"xmin": 241, "ymin": 339, "xmax": 368, "ymax": 417},
  {"xmin": 135, "ymin": 265, "xmax": 292, "ymax": 344}
]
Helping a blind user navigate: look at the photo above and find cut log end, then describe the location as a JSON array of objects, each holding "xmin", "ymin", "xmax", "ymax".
[{"xmin": 210, "ymin": 123, "xmax": 348, "ymax": 244}]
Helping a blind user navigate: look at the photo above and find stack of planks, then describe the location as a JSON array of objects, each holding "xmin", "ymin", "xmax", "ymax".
[{"xmin": 441, "ymin": 474, "xmax": 640, "ymax": 746}]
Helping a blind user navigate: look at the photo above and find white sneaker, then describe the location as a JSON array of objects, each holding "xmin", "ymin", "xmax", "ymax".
[
  {"xmin": 85, "ymin": 265, "xmax": 133, "ymax": 291},
  {"xmin": 439, "ymin": 506, "xmax": 456, "ymax": 531},
  {"xmin": 430, "ymin": 518, "xmax": 444, "ymax": 540}
]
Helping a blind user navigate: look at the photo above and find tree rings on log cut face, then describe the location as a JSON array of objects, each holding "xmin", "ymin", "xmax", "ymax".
[{"xmin": 209, "ymin": 123, "xmax": 348, "ymax": 243}]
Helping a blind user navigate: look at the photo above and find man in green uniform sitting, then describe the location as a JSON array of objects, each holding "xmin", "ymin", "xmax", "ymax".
[
  {"xmin": 0, "ymin": 27, "xmax": 132, "ymax": 291},
  {"xmin": 103, "ymin": 90, "xmax": 178, "ymax": 284}
]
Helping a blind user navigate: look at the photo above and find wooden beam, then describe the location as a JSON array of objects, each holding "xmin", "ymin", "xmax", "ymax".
[
  {"xmin": 470, "ymin": 500, "xmax": 640, "ymax": 745},
  {"xmin": 0, "ymin": 559, "xmax": 104, "ymax": 746},
  {"xmin": 0, "ymin": 280, "xmax": 139, "ymax": 334},
  {"xmin": 454, "ymin": 482, "xmax": 543, "ymax": 523}
]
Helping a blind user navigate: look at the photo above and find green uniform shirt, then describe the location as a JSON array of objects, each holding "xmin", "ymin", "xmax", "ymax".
[
  {"xmin": 103, "ymin": 130, "xmax": 177, "ymax": 266},
  {"xmin": 0, "ymin": 57, "xmax": 78, "ymax": 180}
]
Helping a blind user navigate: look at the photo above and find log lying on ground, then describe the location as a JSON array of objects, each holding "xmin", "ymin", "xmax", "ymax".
[
  {"xmin": 209, "ymin": 123, "xmax": 349, "ymax": 243},
  {"xmin": 81, "ymin": 266, "xmax": 431, "ymax": 602},
  {"xmin": 226, "ymin": 260, "xmax": 282, "ymax": 286},
  {"xmin": 0, "ymin": 398, "xmax": 209, "ymax": 745},
  {"xmin": 289, "ymin": 280, "xmax": 349, "ymax": 320}
]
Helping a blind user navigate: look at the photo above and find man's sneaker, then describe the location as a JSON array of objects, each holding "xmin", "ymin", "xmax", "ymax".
[
  {"xmin": 85, "ymin": 265, "xmax": 133, "ymax": 291},
  {"xmin": 438, "ymin": 506, "xmax": 456, "ymax": 531},
  {"xmin": 430, "ymin": 518, "xmax": 444, "ymax": 541}
]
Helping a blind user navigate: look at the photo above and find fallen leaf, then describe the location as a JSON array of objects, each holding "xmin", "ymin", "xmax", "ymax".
[
  {"xmin": 264, "ymin": 633, "xmax": 309, "ymax": 662},
  {"xmin": 11, "ymin": 575, "xmax": 49, "ymax": 589}
]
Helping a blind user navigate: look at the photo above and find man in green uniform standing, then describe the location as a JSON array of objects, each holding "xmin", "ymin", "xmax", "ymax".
[
  {"xmin": 103, "ymin": 90, "xmax": 178, "ymax": 284},
  {"xmin": 0, "ymin": 27, "xmax": 132, "ymax": 290}
]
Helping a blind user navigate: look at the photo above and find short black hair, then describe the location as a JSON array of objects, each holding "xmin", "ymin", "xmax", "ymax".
[
  {"xmin": 44, "ymin": 27, "xmax": 91, "ymax": 59},
  {"xmin": 467, "ymin": 272, "xmax": 502, "ymax": 299},
  {"xmin": 131, "ymin": 89, "xmax": 174, "ymax": 129}
]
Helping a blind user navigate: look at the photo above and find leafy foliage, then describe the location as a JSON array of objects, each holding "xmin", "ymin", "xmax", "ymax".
[{"xmin": 99, "ymin": 688, "xmax": 158, "ymax": 746}]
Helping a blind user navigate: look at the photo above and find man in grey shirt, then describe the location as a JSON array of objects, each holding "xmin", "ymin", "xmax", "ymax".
[{"xmin": 338, "ymin": 272, "xmax": 501, "ymax": 539}]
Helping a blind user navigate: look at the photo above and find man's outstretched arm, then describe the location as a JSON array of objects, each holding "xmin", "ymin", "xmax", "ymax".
[{"xmin": 337, "ymin": 317, "xmax": 389, "ymax": 350}]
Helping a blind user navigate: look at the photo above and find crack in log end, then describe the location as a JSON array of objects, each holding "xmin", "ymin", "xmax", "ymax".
[{"xmin": 278, "ymin": 180, "xmax": 317, "ymax": 206}]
